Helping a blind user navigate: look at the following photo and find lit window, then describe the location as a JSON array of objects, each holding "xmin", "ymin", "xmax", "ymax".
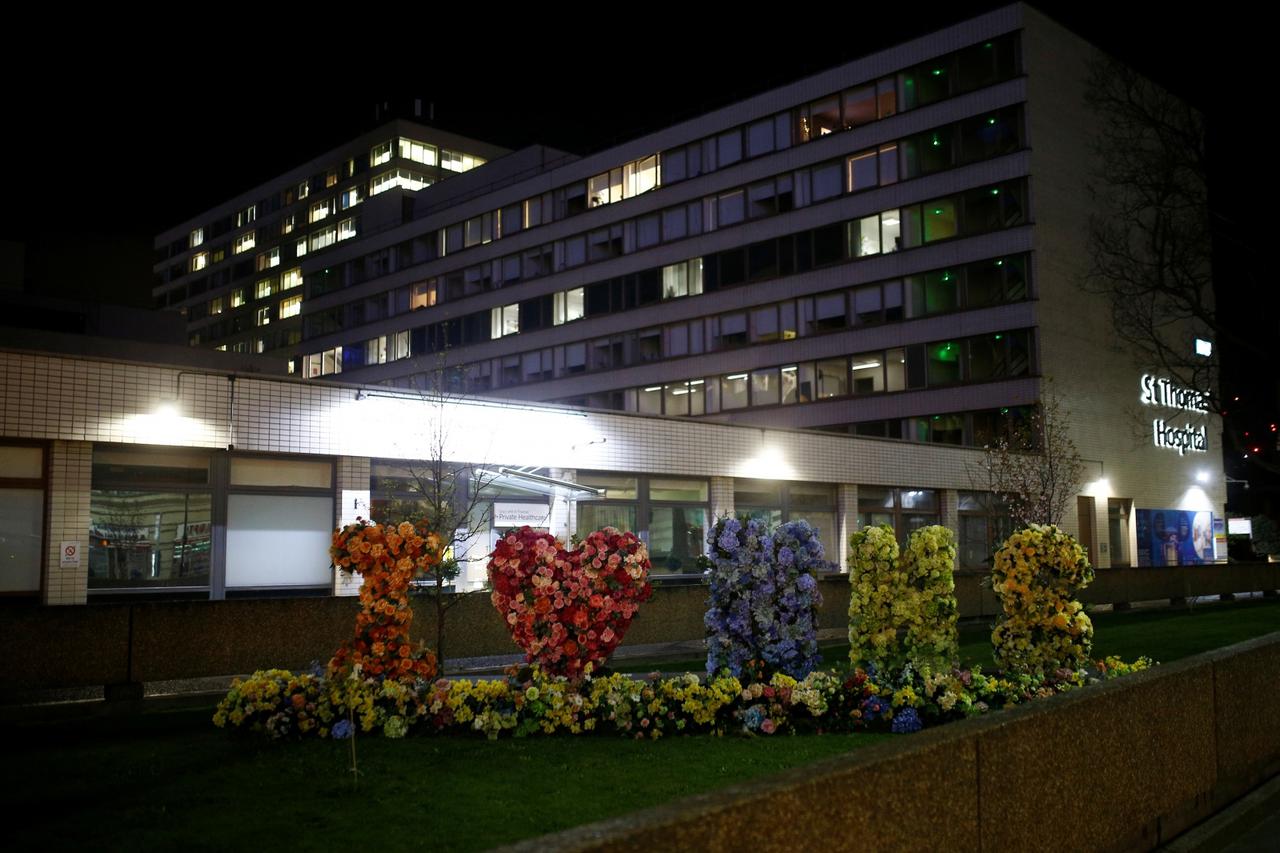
[
  {"xmin": 340, "ymin": 186, "xmax": 362, "ymax": 209},
  {"xmin": 190, "ymin": 252, "xmax": 208, "ymax": 272},
  {"xmin": 1194, "ymin": 338, "xmax": 1213, "ymax": 357},
  {"xmin": 233, "ymin": 231, "xmax": 256, "ymax": 254},
  {"xmin": 279, "ymin": 295, "xmax": 302, "ymax": 318},
  {"xmin": 410, "ymin": 280, "xmax": 437, "ymax": 310},
  {"xmin": 281, "ymin": 214, "xmax": 295, "ymax": 235},
  {"xmin": 280, "ymin": 267, "xmax": 302, "ymax": 291},
  {"xmin": 325, "ymin": 169, "xmax": 338, "ymax": 188},
  {"xmin": 210, "ymin": 296, "xmax": 224, "ymax": 315},
  {"xmin": 490, "ymin": 303, "xmax": 519, "ymax": 338},
  {"xmin": 309, "ymin": 225, "xmax": 336, "ymax": 251},
  {"xmin": 256, "ymin": 306, "xmax": 271, "ymax": 326},
  {"xmin": 212, "ymin": 248, "xmax": 225, "ymax": 264},
  {"xmin": 370, "ymin": 169, "xmax": 432, "ymax": 195},
  {"xmin": 295, "ymin": 237, "xmax": 307, "ymax": 257},
  {"xmin": 363, "ymin": 333, "xmax": 408, "ymax": 365},
  {"xmin": 304, "ymin": 346, "xmax": 343, "ymax": 376},
  {"xmin": 189, "ymin": 227, "xmax": 204, "ymax": 248},
  {"xmin": 344, "ymin": 158, "xmax": 355, "ymax": 178},
  {"xmin": 370, "ymin": 140, "xmax": 393, "ymax": 166},
  {"xmin": 662, "ymin": 259, "xmax": 704, "ymax": 299},
  {"xmin": 297, "ymin": 181, "xmax": 310, "ymax": 200},
  {"xmin": 337, "ymin": 218, "xmax": 357, "ymax": 241},
  {"xmin": 255, "ymin": 278, "xmax": 274, "ymax": 299},
  {"xmin": 309, "ymin": 199, "xmax": 333, "ymax": 223},
  {"xmin": 398, "ymin": 138, "xmax": 438, "ymax": 166},
  {"xmin": 255, "ymin": 338, "xmax": 266, "ymax": 354},
  {"xmin": 553, "ymin": 287, "xmax": 585, "ymax": 325},
  {"xmin": 237, "ymin": 205, "xmax": 257, "ymax": 227},
  {"xmin": 441, "ymin": 150, "xmax": 485, "ymax": 172},
  {"xmin": 588, "ymin": 154, "xmax": 660, "ymax": 206},
  {"xmin": 230, "ymin": 289, "xmax": 245, "ymax": 308},
  {"xmin": 256, "ymin": 248, "xmax": 280, "ymax": 271}
]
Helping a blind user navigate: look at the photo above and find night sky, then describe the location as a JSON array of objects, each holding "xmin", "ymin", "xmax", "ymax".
[{"xmin": 1, "ymin": 3, "xmax": 1272, "ymax": 491}]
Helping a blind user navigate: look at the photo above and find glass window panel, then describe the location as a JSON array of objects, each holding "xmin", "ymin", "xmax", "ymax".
[
  {"xmin": 0, "ymin": 488, "xmax": 43, "ymax": 591},
  {"xmin": 752, "ymin": 306, "xmax": 779, "ymax": 342},
  {"xmin": 735, "ymin": 479, "xmax": 781, "ymax": 507},
  {"xmin": 720, "ymin": 373, "xmax": 750, "ymax": 409},
  {"xmin": 858, "ymin": 487, "xmax": 894, "ymax": 513},
  {"xmin": 850, "ymin": 352, "xmax": 885, "ymax": 393},
  {"xmin": 812, "ymin": 161, "xmax": 843, "ymax": 201},
  {"xmin": 816, "ymin": 358, "xmax": 848, "ymax": 398},
  {"xmin": 848, "ymin": 149, "xmax": 877, "ymax": 192},
  {"xmin": 718, "ymin": 190, "xmax": 745, "ymax": 226},
  {"xmin": 718, "ymin": 130, "xmax": 742, "ymax": 166},
  {"xmin": 780, "ymin": 365, "xmax": 800, "ymax": 404},
  {"xmin": 809, "ymin": 96, "xmax": 840, "ymax": 136},
  {"xmin": 225, "ymin": 495, "xmax": 333, "ymax": 587},
  {"xmin": 927, "ymin": 341, "xmax": 963, "ymax": 385},
  {"xmin": 924, "ymin": 199, "xmax": 959, "ymax": 242},
  {"xmin": 879, "ymin": 143, "xmax": 899, "ymax": 185},
  {"xmin": 853, "ymin": 285, "xmax": 883, "ymax": 324},
  {"xmin": 93, "ymin": 450, "xmax": 210, "ymax": 486},
  {"xmin": 885, "ymin": 347, "xmax": 907, "ymax": 392},
  {"xmin": 752, "ymin": 368, "xmax": 781, "ymax": 406},
  {"xmin": 930, "ymin": 414, "xmax": 965, "ymax": 445},
  {"xmin": 89, "ymin": 491, "xmax": 212, "ymax": 588},
  {"xmin": 746, "ymin": 119, "xmax": 774, "ymax": 158},
  {"xmin": 661, "ymin": 384, "xmax": 688, "ymax": 416},
  {"xmin": 576, "ymin": 473, "xmax": 638, "ymax": 500},
  {"xmin": 638, "ymin": 386, "xmax": 663, "ymax": 414},
  {"xmin": 881, "ymin": 209, "xmax": 902, "ymax": 252},
  {"xmin": 230, "ymin": 457, "xmax": 332, "ymax": 488},
  {"xmin": 662, "ymin": 206, "xmax": 687, "ymax": 241},
  {"xmin": 0, "ymin": 446, "xmax": 42, "ymax": 478},
  {"xmin": 651, "ymin": 478, "xmax": 709, "ymax": 502},
  {"xmin": 842, "ymin": 85, "xmax": 876, "ymax": 128},
  {"xmin": 648, "ymin": 506, "xmax": 707, "ymax": 574},
  {"xmin": 790, "ymin": 482, "xmax": 835, "ymax": 508},
  {"xmin": 925, "ymin": 269, "xmax": 960, "ymax": 313},
  {"xmin": 900, "ymin": 489, "xmax": 938, "ymax": 511},
  {"xmin": 852, "ymin": 215, "xmax": 881, "ymax": 256},
  {"xmin": 576, "ymin": 504, "xmax": 636, "ymax": 537}
]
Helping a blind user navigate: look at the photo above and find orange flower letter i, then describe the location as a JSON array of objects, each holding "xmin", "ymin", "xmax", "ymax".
[{"xmin": 329, "ymin": 519, "xmax": 442, "ymax": 684}]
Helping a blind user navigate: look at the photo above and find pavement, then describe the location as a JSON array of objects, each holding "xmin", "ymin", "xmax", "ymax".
[{"xmin": 1161, "ymin": 772, "xmax": 1280, "ymax": 852}]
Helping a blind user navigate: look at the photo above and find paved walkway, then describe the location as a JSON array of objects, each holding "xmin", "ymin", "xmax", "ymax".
[{"xmin": 1161, "ymin": 773, "xmax": 1280, "ymax": 852}]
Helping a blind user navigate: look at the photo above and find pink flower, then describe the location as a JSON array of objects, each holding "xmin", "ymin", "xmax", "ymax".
[{"xmin": 761, "ymin": 718, "xmax": 777, "ymax": 734}]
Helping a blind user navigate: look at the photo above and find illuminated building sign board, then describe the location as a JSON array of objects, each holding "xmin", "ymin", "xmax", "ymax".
[{"xmin": 1140, "ymin": 374, "xmax": 1210, "ymax": 455}]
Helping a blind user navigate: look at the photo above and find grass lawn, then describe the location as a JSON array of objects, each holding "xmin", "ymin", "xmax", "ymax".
[
  {"xmin": 5, "ymin": 598, "xmax": 1277, "ymax": 851},
  {"xmin": 3, "ymin": 716, "xmax": 880, "ymax": 851}
]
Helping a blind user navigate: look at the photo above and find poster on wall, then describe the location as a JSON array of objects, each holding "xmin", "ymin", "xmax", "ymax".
[{"xmin": 1134, "ymin": 509, "xmax": 1216, "ymax": 567}]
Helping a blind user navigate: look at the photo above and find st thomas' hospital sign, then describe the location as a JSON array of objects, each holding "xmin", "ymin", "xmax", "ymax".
[{"xmin": 1139, "ymin": 374, "xmax": 1209, "ymax": 456}]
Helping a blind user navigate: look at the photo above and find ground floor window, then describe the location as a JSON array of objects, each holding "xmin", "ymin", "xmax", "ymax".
[
  {"xmin": 576, "ymin": 473, "xmax": 708, "ymax": 575},
  {"xmin": 857, "ymin": 486, "xmax": 939, "ymax": 546},
  {"xmin": 957, "ymin": 491, "xmax": 1012, "ymax": 569},
  {"xmin": 0, "ymin": 444, "xmax": 45, "ymax": 594}
]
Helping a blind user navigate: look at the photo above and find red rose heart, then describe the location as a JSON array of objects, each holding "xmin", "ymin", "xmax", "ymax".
[{"xmin": 487, "ymin": 526, "xmax": 653, "ymax": 678}]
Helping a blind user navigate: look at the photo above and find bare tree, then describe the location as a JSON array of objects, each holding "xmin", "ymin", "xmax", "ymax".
[
  {"xmin": 369, "ymin": 356, "xmax": 496, "ymax": 671},
  {"xmin": 1083, "ymin": 55, "xmax": 1226, "ymax": 398},
  {"xmin": 973, "ymin": 388, "xmax": 1084, "ymax": 529}
]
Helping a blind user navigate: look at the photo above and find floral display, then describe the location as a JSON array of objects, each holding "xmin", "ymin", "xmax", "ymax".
[
  {"xmin": 899, "ymin": 525, "xmax": 959, "ymax": 669},
  {"xmin": 847, "ymin": 524, "xmax": 907, "ymax": 670},
  {"xmin": 848, "ymin": 524, "xmax": 958, "ymax": 672},
  {"xmin": 991, "ymin": 524, "xmax": 1096, "ymax": 675},
  {"xmin": 487, "ymin": 526, "xmax": 652, "ymax": 678},
  {"xmin": 329, "ymin": 519, "xmax": 442, "ymax": 684},
  {"xmin": 215, "ymin": 654, "xmax": 1154, "ymax": 741},
  {"xmin": 704, "ymin": 517, "xmax": 824, "ymax": 681}
]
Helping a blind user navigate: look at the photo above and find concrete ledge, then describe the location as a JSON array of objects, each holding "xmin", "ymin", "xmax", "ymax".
[{"xmin": 501, "ymin": 632, "xmax": 1280, "ymax": 853}]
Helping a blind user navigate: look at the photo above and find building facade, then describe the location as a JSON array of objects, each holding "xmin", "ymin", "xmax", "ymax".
[{"xmin": 0, "ymin": 4, "xmax": 1224, "ymax": 605}]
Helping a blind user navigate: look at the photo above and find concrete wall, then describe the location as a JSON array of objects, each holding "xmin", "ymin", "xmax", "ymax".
[
  {"xmin": 502, "ymin": 631, "xmax": 1280, "ymax": 852},
  {"xmin": 3, "ymin": 567, "xmax": 1277, "ymax": 692}
]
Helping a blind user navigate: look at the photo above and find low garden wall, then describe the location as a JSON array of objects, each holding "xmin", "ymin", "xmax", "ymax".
[
  {"xmin": 502, "ymin": 632, "xmax": 1280, "ymax": 853},
  {"xmin": 2, "ymin": 563, "xmax": 1277, "ymax": 693}
]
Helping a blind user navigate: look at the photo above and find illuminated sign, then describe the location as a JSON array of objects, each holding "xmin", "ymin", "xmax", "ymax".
[
  {"xmin": 1140, "ymin": 375, "xmax": 1210, "ymax": 455},
  {"xmin": 1139, "ymin": 375, "xmax": 1209, "ymax": 413}
]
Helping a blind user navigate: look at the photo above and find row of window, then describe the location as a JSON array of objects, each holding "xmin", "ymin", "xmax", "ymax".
[
  {"xmin": 624, "ymin": 329, "xmax": 1034, "ymax": 417},
  {"xmin": 298, "ymin": 178, "xmax": 1027, "ymax": 373},
  {"xmin": 293, "ymin": 117, "xmax": 1023, "ymax": 347},
  {"xmin": 813, "ymin": 405, "xmax": 1036, "ymax": 449},
  {"xmin": 418, "ymin": 253, "xmax": 1027, "ymax": 396}
]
